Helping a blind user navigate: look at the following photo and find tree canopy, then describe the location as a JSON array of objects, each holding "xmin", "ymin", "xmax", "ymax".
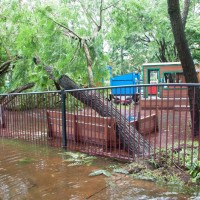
[{"xmin": 0, "ymin": 0, "xmax": 199, "ymax": 92}]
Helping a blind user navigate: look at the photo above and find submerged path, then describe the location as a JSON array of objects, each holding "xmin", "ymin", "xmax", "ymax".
[
  {"xmin": 0, "ymin": 138, "xmax": 198, "ymax": 200},
  {"xmin": 0, "ymin": 139, "xmax": 108, "ymax": 200}
]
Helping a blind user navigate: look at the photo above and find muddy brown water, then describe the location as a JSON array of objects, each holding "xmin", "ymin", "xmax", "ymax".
[{"xmin": 0, "ymin": 138, "xmax": 199, "ymax": 200}]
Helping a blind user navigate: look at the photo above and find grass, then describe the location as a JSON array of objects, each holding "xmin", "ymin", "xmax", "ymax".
[{"xmin": 147, "ymin": 141, "xmax": 200, "ymax": 184}]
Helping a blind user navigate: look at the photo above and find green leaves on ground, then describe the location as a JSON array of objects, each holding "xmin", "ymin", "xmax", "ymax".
[
  {"xmin": 113, "ymin": 168, "xmax": 129, "ymax": 174},
  {"xmin": 59, "ymin": 151, "xmax": 96, "ymax": 166},
  {"xmin": 89, "ymin": 168, "xmax": 129, "ymax": 177},
  {"xmin": 89, "ymin": 169, "xmax": 112, "ymax": 177},
  {"xmin": 187, "ymin": 159, "xmax": 200, "ymax": 183}
]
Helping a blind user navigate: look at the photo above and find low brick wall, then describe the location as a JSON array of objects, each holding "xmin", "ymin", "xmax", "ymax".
[
  {"xmin": 137, "ymin": 114, "xmax": 158, "ymax": 135},
  {"xmin": 130, "ymin": 113, "xmax": 158, "ymax": 135},
  {"xmin": 160, "ymin": 87, "xmax": 188, "ymax": 98},
  {"xmin": 46, "ymin": 111, "xmax": 117, "ymax": 148},
  {"xmin": 140, "ymin": 98, "xmax": 189, "ymax": 109}
]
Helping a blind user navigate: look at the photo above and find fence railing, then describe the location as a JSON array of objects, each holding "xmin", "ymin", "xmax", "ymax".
[{"xmin": 0, "ymin": 83, "xmax": 200, "ymax": 166}]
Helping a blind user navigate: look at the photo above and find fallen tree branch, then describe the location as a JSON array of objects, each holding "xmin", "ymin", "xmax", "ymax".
[
  {"xmin": 0, "ymin": 82, "xmax": 35, "ymax": 106},
  {"xmin": 58, "ymin": 74, "xmax": 151, "ymax": 155}
]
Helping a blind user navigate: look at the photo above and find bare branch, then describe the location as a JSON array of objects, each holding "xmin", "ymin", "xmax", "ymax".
[
  {"xmin": 47, "ymin": 15, "xmax": 81, "ymax": 40},
  {"xmin": 98, "ymin": 0, "xmax": 104, "ymax": 31},
  {"xmin": 67, "ymin": 41, "xmax": 81, "ymax": 66},
  {"xmin": 77, "ymin": 0, "xmax": 99, "ymax": 28},
  {"xmin": 63, "ymin": 31, "xmax": 80, "ymax": 40},
  {"xmin": 112, "ymin": 5, "xmax": 126, "ymax": 13},
  {"xmin": 102, "ymin": 0, "xmax": 121, "ymax": 11},
  {"xmin": 76, "ymin": 0, "xmax": 104, "ymax": 33}
]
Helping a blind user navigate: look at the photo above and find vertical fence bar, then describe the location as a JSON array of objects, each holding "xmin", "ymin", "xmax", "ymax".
[
  {"xmin": 198, "ymin": 108, "xmax": 200, "ymax": 161},
  {"xmin": 165, "ymin": 85, "xmax": 170, "ymax": 164},
  {"xmin": 183, "ymin": 88, "xmax": 189, "ymax": 168},
  {"xmin": 61, "ymin": 90, "xmax": 67, "ymax": 149},
  {"xmin": 177, "ymin": 86, "xmax": 182, "ymax": 165},
  {"xmin": 191, "ymin": 87, "xmax": 196, "ymax": 165}
]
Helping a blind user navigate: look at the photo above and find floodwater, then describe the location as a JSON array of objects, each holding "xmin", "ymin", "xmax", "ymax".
[{"xmin": 0, "ymin": 139, "xmax": 199, "ymax": 200}]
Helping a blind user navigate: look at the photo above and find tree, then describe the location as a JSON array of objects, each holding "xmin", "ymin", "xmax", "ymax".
[
  {"xmin": 107, "ymin": 0, "xmax": 180, "ymax": 75},
  {"xmin": 41, "ymin": 0, "xmax": 117, "ymax": 87},
  {"xmin": 168, "ymin": 0, "xmax": 200, "ymax": 136},
  {"xmin": 0, "ymin": 1, "xmax": 82, "ymax": 90},
  {"xmin": 0, "ymin": 0, "xmax": 200, "ymax": 92},
  {"xmin": 0, "ymin": 1, "xmax": 36, "ymax": 93},
  {"xmin": 107, "ymin": 0, "xmax": 200, "ymax": 75}
]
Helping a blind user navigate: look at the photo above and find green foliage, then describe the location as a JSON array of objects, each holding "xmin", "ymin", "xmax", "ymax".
[
  {"xmin": 148, "ymin": 157, "xmax": 161, "ymax": 169},
  {"xmin": 188, "ymin": 161, "xmax": 199, "ymax": 177},
  {"xmin": 89, "ymin": 169, "xmax": 112, "ymax": 177},
  {"xmin": 186, "ymin": 17, "xmax": 200, "ymax": 64},
  {"xmin": 0, "ymin": 0, "xmax": 199, "ymax": 92},
  {"xmin": 187, "ymin": 159, "xmax": 200, "ymax": 182},
  {"xmin": 132, "ymin": 168, "xmax": 182, "ymax": 185},
  {"xmin": 128, "ymin": 161, "xmax": 184, "ymax": 185},
  {"xmin": 113, "ymin": 168, "xmax": 129, "ymax": 174},
  {"xmin": 89, "ymin": 167, "xmax": 128, "ymax": 177},
  {"xmin": 60, "ymin": 151, "xmax": 97, "ymax": 166},
  {"xmin": 107, "ymin": 0, "xmax": 200, "ymax": 74},
  {"xmin": 148, "ymin": 141, "xmax": 200, "ymax": 183}
]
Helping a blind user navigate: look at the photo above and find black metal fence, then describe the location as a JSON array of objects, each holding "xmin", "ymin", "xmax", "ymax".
[{"xmin": 0, "ymin": 83, "xmax": 200, "ymax": 166}]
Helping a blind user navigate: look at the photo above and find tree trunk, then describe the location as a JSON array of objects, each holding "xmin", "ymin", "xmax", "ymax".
[
  {"xmin": 83, "ymin": 42, "xmax": 95, "ymax": 87},
  {"xmin": 168, "ymin": 0, "xmax": 200, "ymax": 136},
  {"xmin": 182, "ymin": 0, "xmax": 190, "ymax": 28},
  {"xmin": 58, "ymin": 75, "xmax": 151, "ymax": 155}
]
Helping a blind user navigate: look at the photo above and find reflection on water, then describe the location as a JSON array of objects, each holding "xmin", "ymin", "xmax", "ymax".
[
  {"xmin": 0, "ymin": 139, "xmax": 110, "ymax": 200},
  {"xmin": 0, "ymin": 138, "xmax": 199, "ymax": 200}
]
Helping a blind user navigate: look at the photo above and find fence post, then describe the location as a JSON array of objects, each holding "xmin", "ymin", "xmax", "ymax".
[{"xmin": 61, "ymin": 90, "xmax": 67, "ymax": 149}]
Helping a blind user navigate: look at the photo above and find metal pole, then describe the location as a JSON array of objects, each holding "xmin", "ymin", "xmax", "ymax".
[{"xmin": 61, "ymin": 90, "xmax": 67, "ymax": 149}]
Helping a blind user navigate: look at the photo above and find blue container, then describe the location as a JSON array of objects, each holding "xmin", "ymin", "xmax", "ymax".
[{"xmin": 110, "ymin": 72, "xmax": 140, "ymax": 96}]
